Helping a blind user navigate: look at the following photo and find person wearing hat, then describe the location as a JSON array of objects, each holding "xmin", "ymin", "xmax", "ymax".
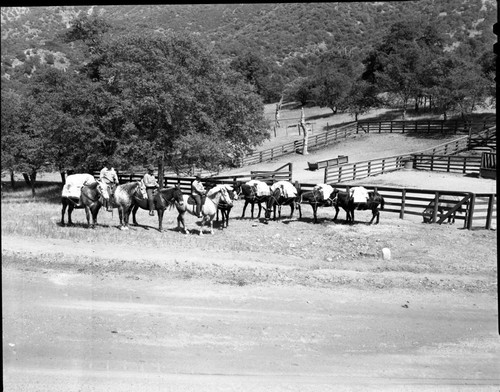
[
  {"xmin": 143, "ymin": 165, "xmax": 159, "ymax": 216},
  {"xmin": 191, "ymin": 175, "xmax": 206, "ymax": 218},
  {"xmin": 99, "ymin": 158, "xmax": 119, "ymax": 212}
]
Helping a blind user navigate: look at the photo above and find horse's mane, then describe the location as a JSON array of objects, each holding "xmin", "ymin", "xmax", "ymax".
[{"xmin": 120, "ymin": 181, "xmax": 140, "ymax": 192}]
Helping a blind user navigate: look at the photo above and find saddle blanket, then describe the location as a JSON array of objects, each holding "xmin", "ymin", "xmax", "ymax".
[
  {"xmin": 313, "ymin": 184, "xmax": 334, "ymax": 201},
  {"xmin": 62, "ymin": 173, "xmax": 96, "ymax": 198},
  {"xmin": 246, "ymin": 180, "xmax": 271, "ymax": 196},
  {"xmin": 350, "ymin": 186, "xmax": 369, "ymax": 203},
  {"xmin": 271, "ymin": 181, "xmax": 297, "ymax": 198},
  {"xmin": 207, "ymin": 184, "xmax": 232, "ymax": 198},
  {"xmin": 139, "ymin": 179, "xmax": 147, "ymax": 199}
]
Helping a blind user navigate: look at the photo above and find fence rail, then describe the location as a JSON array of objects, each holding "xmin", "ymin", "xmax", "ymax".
[
  {"xmin": 356, "ymin": 120, "xmax": 491, "ymax": 134},
  {"xmin": 412, "ymin": 154, "xmax": 482, "ymax": 174},
  {"xmin": 240, "ymin": 122, "xmax": 358, "ymax": 166}
]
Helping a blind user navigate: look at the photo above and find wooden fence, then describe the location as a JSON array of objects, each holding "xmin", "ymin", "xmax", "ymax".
[
  {"xmin": 480, "ymin": 152, "xmax": 496, "ymax": 179},
  {"xmin": 412, "ymin": 154, "xmax": 482, "ymax": 174},
  {"xmin": 241, "ymin": 120, "xmax": 493, "ymax": 167},
  {"xmin": 249, "ymin": 162, "xmax": 293, "ymax": 183},
  {"xmin": 324, "ymin": 133, "xmax": 474, "ymax": 184},
  {"xmin": 308, "ymin": 155, "xmax": 348, "ymax": 171},
  {"xmin": 324, "ymin": 155, "xmax": 405, "ymax": 184},
  {"xmin": 240, "ymin": 122, "xmax": 358, "ymax": 166},
  {"xmin": 356, "ymin": 120, "xmax": 491, "ymax": 134},
  {"xmin": 92, "ymin": 163, "xmax": 294, "ymax": 193},
  {"xmin": 298, "ymin": 183, "xmax": 496, "ymax": 230}
]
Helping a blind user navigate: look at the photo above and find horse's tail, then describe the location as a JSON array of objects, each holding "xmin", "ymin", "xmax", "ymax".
[{"xmin": 379, "ymin": 196, "xmax": 385, "ymax": 210}]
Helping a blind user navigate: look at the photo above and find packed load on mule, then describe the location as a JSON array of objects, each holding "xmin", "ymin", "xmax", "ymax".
[
  {"xmin": 175, "ymin": 184, "xmax": 233, "ymax": 235},
  {"xmin": 60, "ymin": 173, "xmax": 106, "ymax": 228},
  {"xmin": 300, "ymin": 183, "xmax": 336, "ymax": 223},
  {"xmin": 62, "ymin": 173, "xmax": 96, "ymax": 200},
  {"xmin": 265, "ymin": 180, "xmax": 301, "ymax": 220},
  {"xmin": 237, "ymin": 179, "xmax": 272, "ymax": 219}
]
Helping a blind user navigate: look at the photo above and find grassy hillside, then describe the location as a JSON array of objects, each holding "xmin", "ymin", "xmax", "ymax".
[{"xmin": 2, "ymin": 2, "xmax": 496, "ymax": 69}]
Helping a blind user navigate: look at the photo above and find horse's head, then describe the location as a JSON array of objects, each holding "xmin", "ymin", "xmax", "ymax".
[
  {"xmin": 173, "ymin": 185, "xmax": 184, "ymax": 206},
  {"xmin": 96, "ymin": 181, "xmax": 111, "ymax": 203},
  {"xmin": 225, "ymin": 185, "xmax": 238, "ymax": 202},
  {"xmin": 219, "ymin": 186, "xmax": 233, "ymax": 206}
]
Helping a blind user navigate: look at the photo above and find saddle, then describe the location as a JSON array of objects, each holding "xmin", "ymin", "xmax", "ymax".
[{"xmin": 187, "ymin": 195, "xmax": 206, "ymax": 205}]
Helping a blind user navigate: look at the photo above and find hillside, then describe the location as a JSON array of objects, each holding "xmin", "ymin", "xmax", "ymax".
[{"xmin": 1, "ymin": 2, "xmax": 496, "ymax": 71}]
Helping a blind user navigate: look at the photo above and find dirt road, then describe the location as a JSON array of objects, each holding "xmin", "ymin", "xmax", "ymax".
[{"xmin": 2, "ymin": 235, "xmax": 499, "ymax": 392}]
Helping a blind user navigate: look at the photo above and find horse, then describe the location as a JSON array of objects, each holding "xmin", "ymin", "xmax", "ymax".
[
  {"xmin": 61, "ymin": 180, "xmax": 109, "ymax": 228},
  {"xmin": 175, "ymin": 185, "xmax": 233, "ymax": 235},
  {"xmin": 265, "ymin": 181, "xmax": 302, "ymax": 221},
  {"xmin": 234, "ymin": 181, "xmax": 272, "ymax": 219},
  {"xmin": 109, "ymin": 181, "xmax": 184, "ymax": 231},
  {"xmin": 300, "ymin": 187, "xmax": 337, "ymax": 223},
  {"xmin": 422, "ymin": 195, "xmax": 465, "ymax": 224},
  {"xmin": 211, "ymin": 184, "xmax": 238, "ymax": 229},
  {"xmin": 130, "ymin": 185, "xmax": 185, "ymax": 231},
  {"xmin": 344, "ymin": 187, "xmax": 385, "ymax": 224}
]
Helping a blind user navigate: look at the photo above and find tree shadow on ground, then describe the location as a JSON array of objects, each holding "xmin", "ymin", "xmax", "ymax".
[{"xmin": 1, "ymin": 181, "xmax": 62, "ymax": 204}]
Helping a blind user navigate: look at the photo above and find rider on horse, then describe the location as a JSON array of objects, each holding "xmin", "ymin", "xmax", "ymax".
[
  {"xmin": 143, "ymin": 165, "xmax": 159, "ymax": 216},
  {"xmin": 99, "ymin": 159, "xmax": 119, "ymax": 212},
  {"xmin": 191, "ymin": 175, "xmax": 206, "ymax": 218}
]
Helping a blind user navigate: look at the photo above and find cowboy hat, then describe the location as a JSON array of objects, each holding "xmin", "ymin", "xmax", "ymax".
[{"xmin": 147, "ymin": 165, "xmax": 154, "ymax": 171}]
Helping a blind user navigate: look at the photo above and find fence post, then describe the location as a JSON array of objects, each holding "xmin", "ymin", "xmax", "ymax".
[
  {"xmin": 485, "ymin": 194, "xmax": 494, "ymax": 230},
  {"xmin": 466, "ymin": 193, "xmax": 475, "ymax": 229},
  {"xmin": 427, "ymin": 121, "xmax": 430, "ymax": 133},
  {"xmin": 378, "ymin": 122, "xmax": 381, "ymax": 133},
  {"xmin": 432, "ymin": 192, "xmax": 440, "ymax": 223},
  {"xmin": 390, "ymin": 121, "xmax": 393, "ymax": 133},
  {"xmin": 400, "ymin": 189, "xmax": 406, "ymax": 219}
]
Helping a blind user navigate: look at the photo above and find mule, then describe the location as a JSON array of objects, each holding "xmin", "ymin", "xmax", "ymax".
[
  {"xmin": 331, "ymin": 189, "xmax": 352, "ymax": 222},
  {"xmin": 340, "ymin": 187, "xmax": 385, "ymax": 224},
  {"xmin": 61, "ymin": 181, "xmax": 108, "ymax": 228},
  {"xmin": 61, "ymin": 174, "xmax": 109, "ymax": 228},
  {"xmin": 234, "ymin": 181, "xmax": 271, "ymax": 219},
  {"xmin": 109, "ymin": 181, "xmax": 184, "ymax": 231},
  {"xmin": 300, "ymin": 187, "xmax": 337, "ymax": 223},
  {"xmin": 265, "ymin": 182, "xmax": 302, "ymax": 220},
  {"xmin": 175, "ymin": 185, "xmax": 233, "ymax": 235},
  {"xmin": 422, "ymin": 195, "xmax": 465, "ymax": 224}
]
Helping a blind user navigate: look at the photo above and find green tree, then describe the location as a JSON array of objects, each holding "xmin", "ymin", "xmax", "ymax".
[{"xmin": 345, "ymin": 79, "xmax": 379, "ymax": 121}]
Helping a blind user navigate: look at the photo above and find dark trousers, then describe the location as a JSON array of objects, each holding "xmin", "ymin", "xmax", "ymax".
[
  {"xmin": 192, "ymin": 194, "xmax": 202, "ymax": 216},
  {"xmin": 146, "ymin": 187, "xmax": 155, "ymax": 212}
]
